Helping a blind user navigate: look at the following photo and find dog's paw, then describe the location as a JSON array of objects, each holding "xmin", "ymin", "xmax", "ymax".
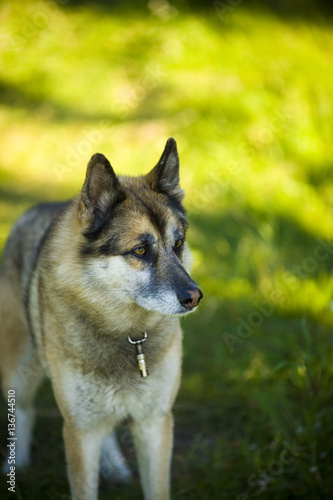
[
  {"xmin": 100, "ymin": 453, "xmax": 132, "ymax": 483},
  {"xmin": 100, "ymin": 433, "xmax": 132, "ymax": 484}
]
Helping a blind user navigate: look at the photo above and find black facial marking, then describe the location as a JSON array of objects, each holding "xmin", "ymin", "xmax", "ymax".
[
  {"xmin": 122, "ymin": 232, "xmax": 158, "ymax": 266},
  {"xmin": 166, "ymin": 198, "xmax": 188, "ymax": 231},
  {"xmin": 80, "ymin": 244, "xmax": 96, "ymax": 257},
  {"xmin": 96, "ymin": 236, "xmax": 120, "ymax": 256},
  {"xmin": 80, "ymin": 230, "xmax": 121, "ymax": 257},
  {"xmin": 137, "ymin": 232, "xmax": 156, "ymax": 247},
  {"xmin": 83, "ymin": 191, "xmax": 126, "ymax": 240},
  {"xmin": 134, "ymin": 194, "xmax": 167, "ymax": 237},
  {"xmin": 80, "ymin": 178, "xmax": 188, "ymax": 260}
]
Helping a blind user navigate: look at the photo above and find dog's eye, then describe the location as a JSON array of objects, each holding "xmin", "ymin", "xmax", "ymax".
[
  {"xmin": 175, "ymin": 239, "xmax": 183, "ymax": 249},
  {"xmin": 134, "ymin": 246, "xmax": 146, "ymax": 256}
]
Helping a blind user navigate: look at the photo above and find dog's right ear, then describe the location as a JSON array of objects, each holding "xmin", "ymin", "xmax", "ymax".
[
  {"xmin": 146, "ymin": 138, "xmax": 184, "ymax": 202},
  {"xmin": 79, "ymin": 153, "xmax": 125, "ymax": 234}
]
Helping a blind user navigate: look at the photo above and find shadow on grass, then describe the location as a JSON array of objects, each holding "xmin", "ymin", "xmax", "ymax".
[
  {"xmin": 0, "ymin": 79, "xmax": 120, "ymax": 125},
  {"xmin": 0, "ymin": 185, "xmax": 45, "ymax": 208},
  {"xmin": 189, "ymin": 205, "xmax": 333, "ymax": 289},
  {"xmin": 61, "ymin": 0, "xmax": 333, "ymax": 20}
]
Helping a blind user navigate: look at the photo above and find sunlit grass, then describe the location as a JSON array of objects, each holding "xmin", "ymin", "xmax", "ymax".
[
  {"xmin": 1, "ymin": 2, "xmax": 333, "ymax": 311},
  {"xmin": 1, "ymin": 1, "xmax": 333, "ymax": 498}
]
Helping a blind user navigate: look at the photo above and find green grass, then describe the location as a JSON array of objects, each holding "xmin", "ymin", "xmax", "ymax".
[{"xmin": 1, "ymin": 1, "xmax": 333, "ymax": 498}]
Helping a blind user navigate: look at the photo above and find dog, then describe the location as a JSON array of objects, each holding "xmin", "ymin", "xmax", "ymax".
[{"xmin": 0, "ymin": 138, "xmax": 202, "ymax": 500}]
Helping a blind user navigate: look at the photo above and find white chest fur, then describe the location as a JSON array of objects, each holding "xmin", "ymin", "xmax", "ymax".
[{"xmin": 61, "ymin": 332, "xmax": 182, "ymax": 432}]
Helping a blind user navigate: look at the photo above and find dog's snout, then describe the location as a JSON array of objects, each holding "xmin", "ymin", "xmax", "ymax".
[{"xmin": 178, "ymin": 288, "xmax": 203, "ymax": 310}]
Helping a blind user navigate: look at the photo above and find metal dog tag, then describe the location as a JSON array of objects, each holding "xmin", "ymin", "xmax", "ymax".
[{"xmin": 128, "ymin": 332, "xmax": 149, "ymax": 378}]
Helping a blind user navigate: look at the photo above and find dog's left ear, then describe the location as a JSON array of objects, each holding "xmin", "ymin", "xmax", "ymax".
[
  {"xmin": 79, "ymin": 153, "xmax": 125, "ymax": 233},
  {"xmin": 146, "ymin": 138, "xmax": 184, "ymax": 202}
]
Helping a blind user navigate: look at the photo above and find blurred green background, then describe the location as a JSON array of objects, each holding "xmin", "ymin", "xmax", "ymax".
[{"xmin": 1, "ymin": 0, "xmax": 333, "ymax": 498}]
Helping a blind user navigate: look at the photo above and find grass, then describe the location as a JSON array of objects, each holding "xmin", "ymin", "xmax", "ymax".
[{"xmin": 1, "ymin": 0, "xmax": 333, "ymax": 498}]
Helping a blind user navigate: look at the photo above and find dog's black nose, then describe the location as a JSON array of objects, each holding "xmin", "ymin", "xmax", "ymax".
[{"xmin": 178, "ymin": 288, "xmax": 203, "ymax": 310}]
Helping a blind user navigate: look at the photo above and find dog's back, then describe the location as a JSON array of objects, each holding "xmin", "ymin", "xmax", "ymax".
[
  {"xmin": 1, "ymin": 202, "xmax": 68, "ymax": 296},
  {"xmin": 0, "ymin": 202, "xmax": 67, "ymax": 391}
]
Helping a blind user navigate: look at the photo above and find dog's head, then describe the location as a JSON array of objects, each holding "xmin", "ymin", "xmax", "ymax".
[{"xmin": 78, "ymin": 138, "xmax": 203, "ymax": 316}]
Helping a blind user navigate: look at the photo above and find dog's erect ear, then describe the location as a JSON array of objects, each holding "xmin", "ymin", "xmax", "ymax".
[
  {"xmin": 79, "ymin": 153, "xmax": 125, "ymax": 233},
  {"xmin": 146, "ymin": 138, "xmax": 184, "ymax": 202}
]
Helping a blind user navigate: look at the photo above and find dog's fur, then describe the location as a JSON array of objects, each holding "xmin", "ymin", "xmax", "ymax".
[{"xmin": 0, "ymin": 138, "xmax": 202, "ymax": 500}]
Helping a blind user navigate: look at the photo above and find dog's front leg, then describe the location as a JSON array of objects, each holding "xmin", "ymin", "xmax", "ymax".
[
  {"xmin": 63, "ymin": 422, "xmax": 105, "ymax": 500},
  {"xmin": 132, "ymin": 411, "xmax": 174, "ymax": 500}
]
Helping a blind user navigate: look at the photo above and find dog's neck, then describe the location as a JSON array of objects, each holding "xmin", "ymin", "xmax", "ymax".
[{"xmin": 57, "ymin": 307, "xmax": 180, "ymax": 379}]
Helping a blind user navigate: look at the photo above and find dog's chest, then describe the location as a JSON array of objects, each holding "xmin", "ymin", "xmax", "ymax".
[
  {"xmin": 63, "ymin": 369, "xmax": 156, "ymax": 429},
  {"xmin": 58, "ymin": 328, "xmax": 181, "ymax": 430}
]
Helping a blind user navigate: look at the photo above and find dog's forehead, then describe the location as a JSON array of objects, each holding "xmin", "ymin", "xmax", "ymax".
[
  {"xmin": 115, "ymin": 178, "xmax": 186, "ymax": 236},
  {"xmin": 119, "ymin": 199, "xmax": 184, "ymax": 244},
  {"xmin": 80, "ymin": 181, "xmax": 188, "ymax": 258}
]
